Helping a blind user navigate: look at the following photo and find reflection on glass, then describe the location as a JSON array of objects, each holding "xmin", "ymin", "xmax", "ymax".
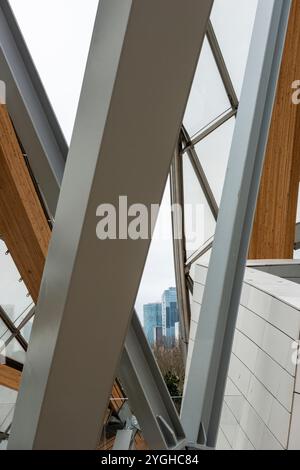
[
  {"xmin": 195, "ymin": 117, "xmax": 235, "ymax": 205},
  {"xmin": 135, "ymin": 180, "xmax": 176, "ymax": 322},
  {"xmin": 4, "ymin": 338, "xmax": 26, "ymax": 364},
  {"xmin": 182, "ymin": 154, "xmax": 216, "ymax": 259},
  {"xmin": 0, "ymin": 385, "xmax": 17, "ymax": 433},
  {"xmin": 211, "ymin": 0, "xmax": 258, "ymax": 98},
  {"xmin": 0, "ymin": 241, "xmax": 32, "ymax": 325},
  {"xmin": 9, "ymin": 0, "xmax": 98, "ymax": 142},
  {"xmin": 20, "ymin": 317, "xmax": 34, "ymax": 343},
  {"xmin": 184, "ymin": 38, "xmax": 230, "ymax": 138}
]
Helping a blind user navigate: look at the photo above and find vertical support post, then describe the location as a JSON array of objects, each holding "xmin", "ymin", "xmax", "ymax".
[
  {"xmin": 170, "ymin": 143, "xmax": 191, "ymax": 360},
  {"xmin": 181, "ymin": 0, "xmax": 292, "ymax": 448},
  {"xmin": 9, "ymin": 0, "xmax": 213, "ymax": 450}
]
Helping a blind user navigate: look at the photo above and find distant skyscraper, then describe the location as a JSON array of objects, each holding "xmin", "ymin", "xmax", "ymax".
[
  {"xmin": 143, "ymin": 303, "xmax": 162, "ymax": 346},
  {"xmin": 162, "ymin": 287, "xmax": 178, "ymax": 348}
]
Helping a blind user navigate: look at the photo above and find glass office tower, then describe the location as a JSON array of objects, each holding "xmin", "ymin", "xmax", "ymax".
[{"xmin": 143, "ymin": 303, "xmax": 162, "ymax": 347}]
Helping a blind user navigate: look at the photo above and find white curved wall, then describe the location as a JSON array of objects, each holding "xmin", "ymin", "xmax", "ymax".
[{"xmin": 189, "ymin": 262, "xmax": 300, "ymax": 450}]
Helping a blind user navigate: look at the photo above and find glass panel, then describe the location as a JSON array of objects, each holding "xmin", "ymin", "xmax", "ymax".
[
  {"xmin": 4, "ymin": 338, "xmax": 26, "ymax": 364},
  {"xmin": 0, "ymin": 241, "xmax": 32, "ymax": 325},
  {"xmin": 135, "ymin": 181, "xmax": 176, "ymax": 342},
  {"xmin": 9, "ymin": 0, "xmax": 99, "ymax": 142},
  {"xmin": 20, "ymin": 316, "xmax": 34, "ymax": 343},
  {"xmin": 211, "ymin": 0, "xmax": 258, "ymax": 98},
  {"xmin": 14, "ymin": 303, "xmax": 34, "ymax": 330},
  {"xmin": 0, "ymin": 386, "xmax": 17, "ymax": 433},
  {"xmin": 182, "ymin": 154, "xmax": 216, "ymax": 259},
  {"xmin": 0, "ymin": 318, "xmax": 8, "ymax": 339},
  {"xmin": 183, "ymin": 38, "xmax": 231, "ymax": 138},
  {"xmin": 194, "ymin": 117, "xmax": 236, "ymax": 205}
]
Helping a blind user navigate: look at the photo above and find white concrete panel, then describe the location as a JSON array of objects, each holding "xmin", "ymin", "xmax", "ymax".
[
  {"xmin": 193, "ymin": 282, "xmax": 205, "ymax": 305},
  {"xmin": 268, "ymin": 398, "xmax": 291, "ymax": 448},
  {"xmin": 216, "ymin": 428, "xmax": 232, "ymax": 450},
  {"xmin": 288, "ymin": 393, "xmax": 300, "ymax": 449},
  {"xmin": 247, "ymin": 375, "xmax": 273, "ymax": 424},
  {"xmin": 234, "ymin": 330, "xmax": 259, "ymax": 372},
  {"xmin": 254, "ymin": 349, "xmax": 294, "ymax": 412},
  {"xmin": 228, "ymin": 354, "xmax": 252, "ymax": 397}
]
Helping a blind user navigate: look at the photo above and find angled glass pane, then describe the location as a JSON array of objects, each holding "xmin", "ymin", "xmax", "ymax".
[
  {"xmin": 184, "ymin": 38, "xmax": 231, "ymax": 138},
  {"xmin": 0, "ymin": 241, "xmax": 32, "ymax": 325},
  {"xmin": 135, "ymin": 180, "xmax": 177, "ymax": 347},
  {"xmin": 211, "ymin": 0, "xmax": 258, "ymax": 98},
  {"xmin": 182, "ymin": 154, "xmax": 216, "ymax": 259},
  {"xmin": 0, "ymin": 386, "xmax": 17, "ymax": 433},
  {"xmin": 194, "ymin": 117, "xmax": 236, "ymax": 205},
  {"xmin": 4, "ymin": 338, "xmax": 26, "ymax": 364},
  {"xmin": 20, "ymin": 317, "xmax": 34, "ymax": 343},
  {"xmin": 0, "ymin": 318, "xmax": 8, "ymax": 339},
  {"xmin": 14, "ymin": 303, "xmax": 34, "ymax": 330},
  {"xmin": 9, "ymin": 0, "xmax": 98, "ymax": 142}
]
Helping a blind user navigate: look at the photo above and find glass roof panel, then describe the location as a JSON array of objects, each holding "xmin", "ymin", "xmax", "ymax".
[
  {"xmin": 135, "ymin": 180, "xmax": 176, "ymax": 324},
  {"xmin": 4, "ymin": 338, "xmax": 26, "ymax": 364},
  {"xmin": 211, "ymin": 0, "xmax": 258, "ymax": 98},
  {"xmin": 20, "ymin": 317, "xmax": 34, "ymax": 343},
  {"xmin": 194, "ymin": 117, "xmax": 236, "ymax": 205},
  {"xmin": 183, "ymin": 37, "xmax": 231, "ymax": 138},
  {"xmin": 9, "ymin": 0, "xmax": 98, "ymax": 142},
  {"xmin": 0, "ymin": 241, "xmax": 32, "ymax": 325},
  {"xmin": 182, "ymin": 154, "xmax": 216, "ymax": 260},
  {"xmin": 0, "ymin": 318, "xmax": 8, "ymax": 339},
  {"xmin": 0, "ymin": 385, "xmax": 17, "ymax": 433}
]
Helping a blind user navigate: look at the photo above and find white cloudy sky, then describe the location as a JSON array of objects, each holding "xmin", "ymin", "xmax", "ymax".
[{"xmin": 5, "ymin": 0, "xmax": 259, "ymax": 321}]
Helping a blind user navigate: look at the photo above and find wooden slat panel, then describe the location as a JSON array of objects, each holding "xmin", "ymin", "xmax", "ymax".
[
  {"xmin": 0, "ymin": 365, "xmax": 21, "ymax": 391},
  {"xmin": 249, "ymin": 0, "xmax": 300, "ymax": 259},
  {"xmin": 0, "ymin": 104, "xmax": 51, "ymax": 302}
]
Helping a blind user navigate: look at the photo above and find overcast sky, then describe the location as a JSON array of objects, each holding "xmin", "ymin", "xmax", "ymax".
[{"xmin": 6, "ymin": 0, "xmax": 259, "ymax": 321}]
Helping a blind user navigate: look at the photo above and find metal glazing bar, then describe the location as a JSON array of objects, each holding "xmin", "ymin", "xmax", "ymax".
[
  {"xmin": 181, "ymin": 0, "xmax": 292, "ymax": 448},
  {"xmin": 206, "ymin": 20, "xmax": 239, "ymax": 110},
  {"xmin": 182, "ymin": 127, "xmax": 219, "ymax": 221},
  {"xmin": 2, "ymin": 306, "xmax": 35, "ymax": 351},
  {"xmin": 170, "ymin": 143, "xmax": 191, "ymax": 358},
  {"xmin": 185, "ymin": 236, "xmax": 214, "ymax": 274},
  {"xmin": 0, "ymin": 306, "xmax": 27, "ymax": 351},
  {"xmin": 189, "ymin": 108, "xmax": 237, "ymax": 150}
]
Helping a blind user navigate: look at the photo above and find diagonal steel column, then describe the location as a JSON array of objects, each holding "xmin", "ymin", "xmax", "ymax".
[
  {"xmin": 181, "ymin": 0, "xmax": 292, "ymax": 448},
  {"xmin": 9, "ymin": 0, "xmax": 213, "ymax": 449}
]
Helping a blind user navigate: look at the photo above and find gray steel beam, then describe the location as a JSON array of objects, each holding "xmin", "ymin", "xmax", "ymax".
[
  {"xmin": 9, "ymin": 0, "xmax": 213, "ymax": 450},
  {"xmin": 0, "ymin": 0, "xmax": 67, "ymax": 218},
  {"xmin": 181, "ymin": 0, "xmax": 292, "ymax": 448},
  {"xmin": 119, "ymin": 314, "xmax": 186, "ymax": 450}
]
